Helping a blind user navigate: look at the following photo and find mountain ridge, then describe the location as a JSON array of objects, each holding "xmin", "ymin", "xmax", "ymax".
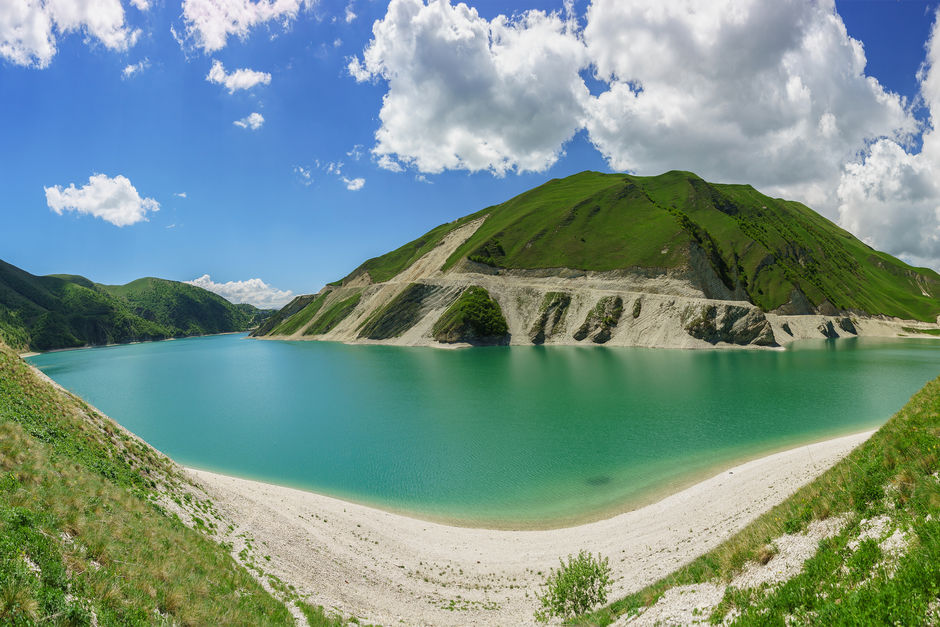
[
  {"xmin": 255, "ymin": 170, "xmax": 940, "ymax": 349},
  {"xmin": 0, "ymin": 259, "xmax": 272, "ymax": 352}
]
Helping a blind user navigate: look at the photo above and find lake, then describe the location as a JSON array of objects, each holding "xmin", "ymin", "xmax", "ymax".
[{"xmin": 27, "ymin": 334, "xmax": 939, "ymax": 527}]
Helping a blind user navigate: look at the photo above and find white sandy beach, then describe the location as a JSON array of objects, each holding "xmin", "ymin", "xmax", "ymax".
[{"xmin": 188, "ymin": 430, "xmax": 873, "ymax": 626}]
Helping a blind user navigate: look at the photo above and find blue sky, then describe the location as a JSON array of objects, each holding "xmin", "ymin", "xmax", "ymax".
[{"xmin": 1, "ymin": 0, "xmax": 939, "ymax": 307}]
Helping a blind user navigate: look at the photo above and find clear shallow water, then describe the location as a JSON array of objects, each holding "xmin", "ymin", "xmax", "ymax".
[{"xmin": 27, "ymin": 335, "xmax": 939, "ymax": 527}]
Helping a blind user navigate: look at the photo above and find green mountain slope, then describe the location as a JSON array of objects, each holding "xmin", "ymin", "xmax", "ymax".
[
  {"xmin": 0, "ymin": 260, "xmax": 271, "ymax": 352},
  {"xmin": 338, "ymin": 171, "xmax": 940, "ymax": 322}
]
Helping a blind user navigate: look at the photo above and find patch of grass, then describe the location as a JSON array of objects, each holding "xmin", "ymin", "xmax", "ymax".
[
  {"xmin": 304, "ymin": 291, "xmax": 363, "ymax": 336},
  {"xmin": 270, "ymin": 291, "xmax": 329, "ymax": 336},
  {"xmin": 581, "ymin": 375, "xmax": 940, "ymax": 625},
  {"xmin": 358, "ymin": 283, "xmax": 441, "ymax": 340},
  {"xmin": 432, "ymin": 286, "xmax": 509, "ymax": 344},
  {"xmin": 0, "ymin": 341, "xmax": 293, "ymax": 624},
  {"xmin": 529, "ymin": 292, "xmax": 571, "ymax": 344},
  {"xmin": 902, "ymin": 326, "xmax": 940, "ymax": 336},
  {"xmin": 573, "ymin": 296, "xmax": 623, "ymax": 344},
  {"xmin": 252, "ymin": 293, "xmax": 318, "ymax": 336}
]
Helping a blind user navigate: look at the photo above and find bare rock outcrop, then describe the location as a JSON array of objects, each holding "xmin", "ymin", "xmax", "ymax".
[{"xmin": 681, "ymin": 304, "xmax": 778, "ymax": 347}]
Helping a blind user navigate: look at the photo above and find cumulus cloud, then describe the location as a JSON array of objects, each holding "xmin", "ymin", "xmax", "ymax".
[
  {"xmin": 45, "ymin": 173, "xmax": 159, "ymax": 227},
  {"xmin": 206, "ymin": 59, "xmax": 271, "ymax": 93},
  {"xmin": 0, "ymin": 0, "xmax": 143, "ymax": 68},
  {"xmin": 581, "ymin": 0, "xmax": 914, "ymax": 211},
  {"xmin": 180, "ymin": 0, "xmax": 315, "ymax": 53},
  {"xmin": 343, "ymin": 176, "xmax": 365, "ymax": 191},
  {"xmin": 122, "ymin": 58, "xmax": 149, "ymax": 78},
  {"xmin": 185, "ymin": 274, "xmax": 294, "ymax": 309},
  {"xmin": 836, "ymin": 11, "xmax": 940, "ymax": 269},
  {"xmin": 344, "ymin": 2, "xmax": 356, "ymax": 23},
  {"xmin": 174, "ymin": 191, "xmax": 187, "ymax": 198},
  {"xmin": 348, "ymin": 0, "xmax": 589, "ymax": 175},
  {"xmin": 233, "ymin": 111, "xmax": 264, "ymax": 130}
]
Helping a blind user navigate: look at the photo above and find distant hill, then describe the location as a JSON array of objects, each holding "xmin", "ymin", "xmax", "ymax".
[
  {"xmin": 0, "ymin": 259, "xmax": 273, "ymax": 351},
  {"xmin": 255, "ymin": 170, "xmax": 940, "ymax": 349}
]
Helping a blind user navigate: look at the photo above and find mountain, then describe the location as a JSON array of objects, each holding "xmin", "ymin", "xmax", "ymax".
[
  {"xmin": 255, "ymin": 170, "xmax": 940, "ymax": 348},
  {"xmin": 0, "ymin": 259, "xmax": 273, "ymax": 351}
]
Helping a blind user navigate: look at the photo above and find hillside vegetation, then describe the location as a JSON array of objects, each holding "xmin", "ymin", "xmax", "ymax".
[
  {"xmin": 0, "ymin": 340, "xmax": 296, "ymax": 624},
  {"xmin": 584, "ymin": 375, "xmax": 940, "ymax": 625},
  {"xmin": 0, "ymin": 260, "xmax": 271, "ymax": 352},
  {"xmin": 335, "ymin": 171, "xmax": 940, "ymax": 322}
]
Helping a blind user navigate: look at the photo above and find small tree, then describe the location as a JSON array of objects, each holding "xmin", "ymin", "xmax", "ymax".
[{"xmin": 535, "ymin": 550, "xmax": 612, "ymax": 622}]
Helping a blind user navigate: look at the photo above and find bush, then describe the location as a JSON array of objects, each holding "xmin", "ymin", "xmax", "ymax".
[{"xmin": 535, "ymin": 550, "xmax": 612, "ymax": 622}]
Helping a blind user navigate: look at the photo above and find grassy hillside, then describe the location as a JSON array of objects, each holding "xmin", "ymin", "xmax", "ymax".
[
  {"xmin": 0, "ymin": 340, "xmax": 296, "ymax": 624},
  {"xmin": 0, "ymin": 260, "xmax": 270, "ymax": 352},
  {"xmin": 334, "ymin": 171, "xmax": 940, "ymax": 322},
  {"xmin": 584, "ymin": 375, "xmax": 940, "ymax": 625}
]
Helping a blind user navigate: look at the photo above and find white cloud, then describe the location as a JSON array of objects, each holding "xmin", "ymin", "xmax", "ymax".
[
  {"xmin": 349, "ymin": 0, "xmax": 589, "ymax": 175},
  {"xmin": 45, "ymin": 173, "xmax": 159, "ymax": 227},
  {"xmin": 129, "ymin": 0, "xmax": 149, "ymax": 10},
  {"xmin": 180, "ymin": 0, "xmax": 315, "ymax": 53},
  {"xmin": 185, "ymin": 274, "xmax": 295, "ymax": 309},
  {"xmin": 122, "ymin": 57, "xmax": 149, "ymax": 78},
  {"xmin": 174, "ymin": 191, "xmax": 187, "ymax": 198},
  {"xmin": 343, "ymin": 176, "xmax": 365, "ymax": 191},
  {"xmin": 835, "ymin": 11, "xmax": 940, "ymax": 269},
  {"xmin": 293, "ymin": 165, "xmax": 312, "ymax": 185},
  {"xmin": 346, "ymin": 144, "xmax": 363, "ymax": 160},
  {"xmin": 233, "ymin": 111, "xmax": 264, "ymax": 130},
  {"xmin": 0, "ymin": 0, "xmax": 143, "ymax": 68},
  {"xmin": 206, "ymin": 59, "xmax": 271, "ymax": 93},
  {"xmin": 344, "ymin": 2, "xmax": 356, "ymax": 23},
  {"xmin": 580, "ymin": 0, "xmax": 915, "ymax": 209}
]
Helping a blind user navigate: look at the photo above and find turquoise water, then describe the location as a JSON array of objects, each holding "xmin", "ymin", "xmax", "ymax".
[{"xmin": 27, "ymin": 335, "xmax": 939, "ymax": 527}]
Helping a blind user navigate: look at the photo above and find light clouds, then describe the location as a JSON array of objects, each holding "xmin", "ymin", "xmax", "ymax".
[
  {"xmin": 185, "ymin": 274, "xmax": 294, "ymax": 308},
  {"xmin": 122, "ymin": 58, "xmax": 149, "ymax": 78},
  {"xmin": 349, "ymin": 0, "xmax": 589, "ymax": 175},
  {"xmin": 0, "ymin": 0, "xmax": 143, "ymax": 68},
  {"xmin": 180, "ymin": 0, "xmax": 315, "ymax": 53},
  {"xmin": 293, "ymin": 165, "xmax": 313, "ymax": 186},
  {"xmin": 343, "ymin": 176, "xmax": 365, "ymax": 191},
  {"xmin": 233, "ymin": 112, "xmax": 265, "ymax": 130},
  {"xmin": 206, "ymin": 59, "xmax": 271, "ymax": 93},
  {"xmin": 45, "ymin": 173, "xmax": 159, "ymax": 227}
]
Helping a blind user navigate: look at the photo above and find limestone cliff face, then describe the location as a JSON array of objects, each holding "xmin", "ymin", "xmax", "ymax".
[{"xmin": 254, "ymin": 216, "xmax": 938, "ymax": 350}]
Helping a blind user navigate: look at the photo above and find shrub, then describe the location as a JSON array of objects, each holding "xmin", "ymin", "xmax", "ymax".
[{"xmin": 535, "ymin": 550, "xmax": 612, "ymax": 622}]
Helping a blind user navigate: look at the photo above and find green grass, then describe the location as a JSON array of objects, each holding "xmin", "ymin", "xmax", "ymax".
[
  {"xmin": 581, "ymin": 375, "xmax": 940, "ymax": 625},
  {"xmin": 269, "ymin": 292, "xmax": 330, "ymax": 336},
  {"xmin": 304, "ymin": 291, "xmax": 363, "ymax": 336},
  {"xmin": 902, "ymin": 326, "xmax": 940, "ymax": 337},
  {"xmin": 432, "ymin": 286, "xmax": 509, "ymax": 344},
  {"xmin": 252, "ymin": 294, "xmax": 318, "ymax": 336},
  {"xmin": 0, "ymin": 341, "xmax": 294, "ymax": 625}
]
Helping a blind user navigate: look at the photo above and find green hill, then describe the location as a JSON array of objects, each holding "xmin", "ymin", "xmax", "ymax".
[
  {"xmin": 0, "ymin": 260, "xmax": 272, "ymax": 352},
  {"xmin": 339, "ymin": 171, "xmax": 940, "ymax": 322}
]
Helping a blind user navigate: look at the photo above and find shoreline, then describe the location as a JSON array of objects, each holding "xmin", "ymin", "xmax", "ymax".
[
  {"xmin": 181, "ymin": 421, "xmax": 882, "ymax": 532},
  {"xmin": 190, "ymin": 429, "xmax": 874, "ymax": 626},
  {"xmin": 18, "ymin": 330, "xmax": 248, "ymax": 358}
]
